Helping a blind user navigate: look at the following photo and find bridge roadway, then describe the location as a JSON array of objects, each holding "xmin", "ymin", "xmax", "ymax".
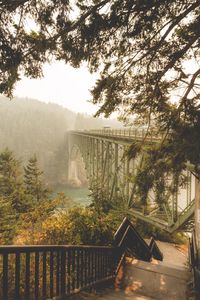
[
  {"xmin": 68, "ymin": 128, "xmax": 195, "ymax": 232},
  {"xmin": 70, "ymin": 128, "xmax": 161, "ymax": 145}
]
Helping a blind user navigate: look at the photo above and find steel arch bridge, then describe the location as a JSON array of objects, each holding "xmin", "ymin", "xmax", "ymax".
[{"xmin": 68, "ymin": 128, "xmax": 195, "ymax": 233}]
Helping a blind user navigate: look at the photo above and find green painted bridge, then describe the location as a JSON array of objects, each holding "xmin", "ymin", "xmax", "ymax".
[{"xmin": 68, "ymin": 128, "xmax": 195, "ymax": 233}]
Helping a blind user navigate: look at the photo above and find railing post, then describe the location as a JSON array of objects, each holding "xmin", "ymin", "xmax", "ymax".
[
  {"xmin": 35, "ymin": 252, "xmax": 39, "ymax": 300},
  {"xmin": 42, "ymin": 252, "xmax": 46, "ymax": 300},
  {"xmin": 67, "ymin": 249, "xmax": 71, "ymax": 295},
  {"xmin": 50, "ymin": 251, "xmax": 54, "ymax": 299},
  {"xmin": 3, "ymin": 253, "xmax": 8, "ymax": 300},
  {"xmin": 25, "ymin": 253, "xmax": 30, "ymax": 300},
  {"xmin": 56, "ymin": 251, "xmax": 60, "ymax": 296},
  {"xmin": 61, "ymin": 248, "xmax": 66, "ymax": 298},
  {"xmin": 15, "ymin": 253, "xmax": 20, "ymax": 300}
]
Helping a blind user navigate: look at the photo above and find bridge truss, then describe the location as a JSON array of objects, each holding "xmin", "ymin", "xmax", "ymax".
[{"xmin": 68, "ymin": 129, "xmax": 195, "ymax": 233}]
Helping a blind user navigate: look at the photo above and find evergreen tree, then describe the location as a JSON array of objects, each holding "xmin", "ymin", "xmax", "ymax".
[
  {"xmin": 0, "ymin": 197, "xmax": 16, "ymax": 244},
  {"xmin": 0, "ymin": 149, "xmax": 26, "ymax": 243},
  {"xmin": 0, "ymin": 149, "xmax": 27, "ymax": 213},
  {"xmin": 24, "ymin": 155, "xmax": 49, "ymax": 201},
  {"xmin": 0, "ymin": 149, "xmax": 21, "ymax": 197},
  {"xmin": 0, "ymin": 149, "xmax": 60, "ymax": 244}
]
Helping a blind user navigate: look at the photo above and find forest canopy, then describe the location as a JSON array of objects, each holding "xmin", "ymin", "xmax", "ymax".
[{"xmin": 1, "ymin": 1, "xmax": 200, "ymax": 182}]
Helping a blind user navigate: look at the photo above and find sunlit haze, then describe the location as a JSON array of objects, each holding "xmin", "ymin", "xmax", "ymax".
[{"xmin": 15, "ymin": 61, "xmax": 99, "ymax": 114}]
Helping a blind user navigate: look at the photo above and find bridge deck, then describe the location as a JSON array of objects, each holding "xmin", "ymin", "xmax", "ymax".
[{"xmin": 70, "ymin": 129, "xmax": 160, "ymax": 145}]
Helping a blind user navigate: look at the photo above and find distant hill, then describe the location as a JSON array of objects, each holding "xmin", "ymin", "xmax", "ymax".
[{"xmin": 0, "ymin": 96, "xmax": 122, "ymax": 186}]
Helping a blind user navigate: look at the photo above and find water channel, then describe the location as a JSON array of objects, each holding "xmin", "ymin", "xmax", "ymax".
[{"xmin": 53, "ymin": 185, "xmax": 92, "ymax": 207}]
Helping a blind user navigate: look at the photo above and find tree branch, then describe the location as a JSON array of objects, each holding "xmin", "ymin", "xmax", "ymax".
[{"xmin": 178, "ymin": 67, "xmax": 200, "ymax": 108}]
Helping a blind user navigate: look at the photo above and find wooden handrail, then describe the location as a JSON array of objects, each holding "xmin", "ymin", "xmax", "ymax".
[
  {"xmin": 0, "ymin": 244, "xmax": 115, "ymax": 253},
  {"xmin": 0, "ymin": 245, "xmax": 121, "ymax": 300},
  {"xmin": 114, "ymin": 217, "xmax": 153, "ymax": 262},
  {"xmin": 148, "ymin": 237, "xmax": 163, "ymax": 261}
]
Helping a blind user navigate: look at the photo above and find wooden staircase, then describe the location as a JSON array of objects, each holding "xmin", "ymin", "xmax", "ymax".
[
  {"xmin": 74, "ymin": 261, "xmax": 188, "ymax": 299},
  {"xmin": 0, "ymin": 218, "xmax": 189, "ymax": 300},
  {"xmin": 69, "ymin": 220, "xmax": 188, "ymax": 300}
]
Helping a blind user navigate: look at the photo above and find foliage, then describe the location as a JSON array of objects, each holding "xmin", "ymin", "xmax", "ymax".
[
  {"xmin": 0, "ymin": 197, "xmax": 16, "ymax": 243},
  {"xmin": 134, "ymin": 218, "xmax": 188, "ymax": 244},
  {"xmin": 17, "ymin": 193, "xmax": 68, "ymax": 244},
  {"xmin": 24, "ymin": 154, "xmax": 49, "ymax": 201},
  {"xmin": 89, "ymin": 184, "xmax": 112, "ymax": 214},
  {"xmin": 0, "ymin": 148, "xmax": 24, "ymax": 208},
  {"xmin": 0, "ymin": 149, "xmax": 27, "ymax": 243},
  {"xmin": 89, "ymin": 179, "xmax": 132, "ymax": 221},
  {"xmin": 1, "ymin": 0, "xmax": 200, "ymax": 204},
  {"xmin": 40, "ymin": 206, "xmax": 116, "ymax": 245},
  {"xmin": 38, "ymin": 200, "xmax": 187, "ymax": 246},
  {"xmin": 0, "ymin": 149, "xmax": 68, "ymax": 244}
]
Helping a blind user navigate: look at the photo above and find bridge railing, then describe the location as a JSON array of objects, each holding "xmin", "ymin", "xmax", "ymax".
[
  {"xmin": 0, "ymin": 245, "xmax": 121, "ymax": 300},
  {"xmin": 76, "ymin": 128, "xmax": 162, "ymax": 141}
]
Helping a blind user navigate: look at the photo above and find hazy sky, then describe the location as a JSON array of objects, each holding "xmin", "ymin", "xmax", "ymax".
[{"xmin": 15, "ymin": 61, "xmax": 99, "ymax": 114}]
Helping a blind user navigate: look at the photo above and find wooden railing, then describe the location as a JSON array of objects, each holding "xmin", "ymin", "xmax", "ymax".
[
  {"xmin": 113, "ymin": 217, "xmax": 163, "ymax": 262},
  {"xmin": 0, "ymin": 245, "xmax": 121, "ymax": 300},
  {"xmin": 0, "ymin": 218, "xmax": 164, "ymax": 299}
]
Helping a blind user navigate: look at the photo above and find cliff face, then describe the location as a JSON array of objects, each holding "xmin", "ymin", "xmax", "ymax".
[{"xmin": 68, "ymin": 159, "xmax": 88, "ymax": 188}]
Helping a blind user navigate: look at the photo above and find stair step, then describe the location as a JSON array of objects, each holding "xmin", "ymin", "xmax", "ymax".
[
  {"xmin": 119, "ymin": 259, "xmax": 189, "ymax": 300},
  {"xmin": 96, "ymin": 290, "xmax": 157, "ymax": 299},
  {"xmin": 77, "ymin": 290, "xmax": 157, "ymax": 300}
]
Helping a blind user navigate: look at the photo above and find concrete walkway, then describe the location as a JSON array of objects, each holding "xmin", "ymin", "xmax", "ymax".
[
  {"xmin": 152, "ymin": 240, "xmax": 188, "ymax": 268},
  {"xmin": 117, "ymin": 258, "xmax": 188, "ymax": 300},
  {"xmin": 84, "ymin": 290, "xmax": 157, "ymax": 299},
  {"xmin": 115, "ymin": 241, "xmax": 189, "ymax": 300},
  {"xmin": 75, "ymin": 289, "xmax": 157, "ymax": 300}
]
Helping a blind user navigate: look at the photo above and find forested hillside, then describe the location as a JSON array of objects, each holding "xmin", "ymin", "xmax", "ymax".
[{"xmin": 0, "ymin": 96, "xmax": 121, "ymax": 186}]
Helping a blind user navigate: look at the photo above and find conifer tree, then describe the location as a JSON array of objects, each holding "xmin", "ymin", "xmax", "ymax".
[
  {"xmin": 0, "ymin": 149, "xmax": 27, "ymax": 212},
  {"xmin": 24, "ymin": 155, "xmax": 49, "ymax": 202},
  {"xmin": 0, "ymin": 149, "xmax": 20, "ymax": 196},
  {"xmin": 0, "ymin": 149, "xmax": 26, "ymax": 242},
  {"xmin": 0, "ymin": 197, "xmax": 16, "ymax": 243}
]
